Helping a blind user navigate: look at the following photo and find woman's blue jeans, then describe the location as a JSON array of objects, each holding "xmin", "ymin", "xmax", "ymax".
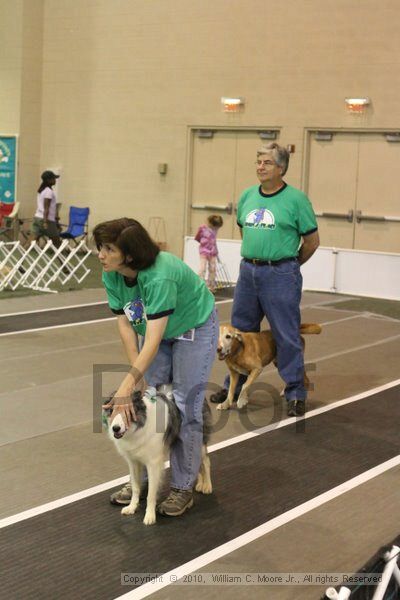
[{"xmin": 145, "ymin": 308, "xmax": 218, "ymax": 490}]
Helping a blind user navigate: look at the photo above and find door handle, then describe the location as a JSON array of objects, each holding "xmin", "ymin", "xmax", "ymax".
[
  {"xmin": 315, "ymin": 210, "xmax": 354, "ymax": 222},
  {"xmin": 191, "ymin": 202, "xmax": 233, "ymax": 215},
  {"xmin": 356, "ymin": 210, "xmax": 400, "ymax": 223}
]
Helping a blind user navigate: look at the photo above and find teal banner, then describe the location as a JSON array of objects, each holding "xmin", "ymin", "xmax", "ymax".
[{"xmin": 0, "ymin": 136, "xmax": 17, "ymax": 204}]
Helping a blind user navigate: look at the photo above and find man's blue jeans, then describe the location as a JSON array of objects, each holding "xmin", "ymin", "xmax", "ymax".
[
  {"xmin": 223, "ymin": 259, "xmax": 306, "ymax": 402},
  {"xmin": 145, "ymin": 308, "xmax": 218, "ymax": 490}
]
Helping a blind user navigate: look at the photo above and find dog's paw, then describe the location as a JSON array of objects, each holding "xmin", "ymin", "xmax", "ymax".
[
  {"xmin": 143, "ymin": 509, "xmax": 156, "ymax": 525},
  {"xmin": 195, "ymin": 474, "xmax": 203, "ymax": 491},
  {"xmin": 217, "ymin": 400, "xmax": 230, "ymax": 411},
  {"xmin": 237, "ymin": 396, "xmax": 248, "ymax": 409},
  {"xmin": 196, "ymin": 481, "xmax": 213, "ymax": 494},
  {"xmin": 121, "ymin": 503, "xmax": 138, "ymax": 516}
]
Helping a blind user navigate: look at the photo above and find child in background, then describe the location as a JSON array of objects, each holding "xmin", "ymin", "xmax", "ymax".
[{"xmin": 195, "ymin": 214, "xmax": 223, "ymax": 292}]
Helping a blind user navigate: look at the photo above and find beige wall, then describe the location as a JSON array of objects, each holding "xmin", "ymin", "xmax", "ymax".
[
  {"xmin": 3, "ymin": 0, "xmax": 400, "ymax": 253},
  {"xmin": 0, "ymin": 0, "xmax": 44, "ymax": 216},
  {"xmin": 0, "ymin": 1, "xmax": 23, "ymax": 133},
  {"xmin": 19, "ymin": 0, "xmax": 44, "ymax": 214}
]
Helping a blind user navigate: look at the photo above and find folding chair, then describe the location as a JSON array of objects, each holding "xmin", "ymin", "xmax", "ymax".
[
  {"xmin": 60, "ymin": 206, "xmax": 90, "ymax": 246},
  {"xmin": 0, "ymin": 202, "xmax": 20, "ymax": 241}
]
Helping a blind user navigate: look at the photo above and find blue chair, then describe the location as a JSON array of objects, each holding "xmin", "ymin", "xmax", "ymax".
[{"xmin": 60, "ymin": 206, "xmax": 90, "ymax": 245}]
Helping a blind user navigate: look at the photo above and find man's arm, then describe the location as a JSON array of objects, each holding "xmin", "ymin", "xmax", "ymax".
[{"xmin": 298, "ymin": 230, "xmax": 320, "ymax": 265}]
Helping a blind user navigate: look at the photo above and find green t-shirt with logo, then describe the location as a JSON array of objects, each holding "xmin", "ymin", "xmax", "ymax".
[
  {"xmin": 102, "ymin": 251, "xmax": 215, "ymax": 339},
  {"xmin": 237, "ymin": 184, "xmax": 318, "ymax": 261}
]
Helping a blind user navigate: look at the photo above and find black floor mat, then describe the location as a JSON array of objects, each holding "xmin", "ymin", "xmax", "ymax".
[
  {"xmin": 0, "ymin": 302, "xmax": 111, "ymax": 334},
  {"xmin": 1, "ymin": 386, "xmax": 399, "ymax": 600}
]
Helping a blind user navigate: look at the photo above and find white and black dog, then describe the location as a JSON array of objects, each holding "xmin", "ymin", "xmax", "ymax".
[{"xmin": 104, "ymin": 385, "xmax": 212, "ymax": 525}]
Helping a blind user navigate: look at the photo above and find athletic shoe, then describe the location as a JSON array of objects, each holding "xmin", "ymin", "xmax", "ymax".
[
  {"xmin": 157, "ymin": 488, "xmax": 193, "ymax": 517},
  {"xmin": 110, "ymin": 483, "xmax": 132, "ymax": 505},
  {"xmin": 110, "ymin": 482, "xmax": 150, "ymax": 505}
]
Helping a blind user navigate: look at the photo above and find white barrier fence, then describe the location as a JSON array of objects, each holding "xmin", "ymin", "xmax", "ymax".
[
  {"xmin": 324, "ymin": 544, "xmax": 400, "ymax": 600},
  {"xmin": 0, "ymin": 240, "xmax": 91, "ymax": 293},
  {"xmin": 184, "ymin": 237, "xmax": 400, "ymax": 301}
]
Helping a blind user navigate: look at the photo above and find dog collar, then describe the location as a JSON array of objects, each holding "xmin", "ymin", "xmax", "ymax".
[
  {"xmin": 144, "ymin": 387, "xmax": 158, "ymax": 403},
  {"xmin": 101, "ymin": 411, "xmax": 109, "ymax": 429}
]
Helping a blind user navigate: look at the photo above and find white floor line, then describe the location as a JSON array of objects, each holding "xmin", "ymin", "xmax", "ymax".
[
  {"xmin": 219, "ymin": 313, "xmax": 363, "ymax": 328},
  {"xmin": 0, "ymin": 316, "xmax": 117, "ymax": 337},
  {"xmin": 306, "ymin": 332, "xmax": 400, "ymax": 365},
  {"xmin": 306, "ymin": 302, "xmax": 357, "ymax": 311},
  {"xmin": 304, "ymin": 296, "xmax": 356, "ymax": 307},
  {"xmin": 310, "ymin": 303, "xmax": 400, "ymax": 323},
  {"xmin": 0, "ymin": 475, "xmax": 129, "ymax": 529},
  {"xmin": 309, "ymin": 313, "xmax": 362, "ymax": 326},
  {"xmin": 260, "ymin": 331, "xmax": 400, "ymax": 377},
  {"xmin": 364, "ymin": 311, "xmax": 400, "ymax": 323},
  {"xmin": 0, "ymin": 339, "xmax": 120, "ymax": 363},
  {"xmin": 0, "ymin": 367, "xmax": 111, "ymax": 399},
  {"xmin": 117, "ymin": 455, "xmax": 400, "ymax": 600},
  {"xmin": 0, "ymin": 300, "xmax": 108, "ymax": 317},
  {"xmin": 0, "ymin": 299, "xmax": 231, "ymax": 337},
  {"xmin": 1, "ymin": 378, "xmax": 399, "ymax": 530},
  {"xmin": 201, "ymin": 378, "xmax": 400, "ymax": 454}
]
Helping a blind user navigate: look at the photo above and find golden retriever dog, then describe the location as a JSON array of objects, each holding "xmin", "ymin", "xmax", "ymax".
[{"xmin": 216, "ymin": 323, "xmax": 322, "ymax": 410}]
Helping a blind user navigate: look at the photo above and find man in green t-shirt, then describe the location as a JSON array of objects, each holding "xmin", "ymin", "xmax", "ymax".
[{"xmin": 210, "ymin": 143, "xmax": 319, "ymax": 416}]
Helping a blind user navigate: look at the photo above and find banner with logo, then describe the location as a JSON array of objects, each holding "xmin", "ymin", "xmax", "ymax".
[{"xmin": 0, "ymin": 136, "xmax": 17, "ymax": 204}]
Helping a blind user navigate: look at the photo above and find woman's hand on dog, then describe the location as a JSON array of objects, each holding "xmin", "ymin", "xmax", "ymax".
[
  {"xmin": 103, "ymin": 393, "xmax": 137, "ymax": 428},
  {"xmin": 102, "ymin": 378, "xmax": 147, "ymax": 429}
]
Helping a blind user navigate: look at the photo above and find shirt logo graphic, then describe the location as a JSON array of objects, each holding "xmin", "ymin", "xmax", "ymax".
[
  {"xmin": 124, "ymin": 298, "xmax": 145, "ymax": 325},
  {"xmin": 245, "ymin": 208, "xmax": 276, "ymax": 229}
]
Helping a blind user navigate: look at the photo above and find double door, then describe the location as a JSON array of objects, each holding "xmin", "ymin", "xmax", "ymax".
[
  {"xmin": 307, "ymin": 132, "xmax": 400, "ymax": 252},
  {"xmin": 188, "ymin": 129, "xmax": 270, "ymax": 239}
]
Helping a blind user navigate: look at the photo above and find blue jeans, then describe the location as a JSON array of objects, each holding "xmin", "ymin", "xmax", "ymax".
[
  {"xmin": 145, "ymin": 308, "xmax": 218, "ymax": 490},
  {"xmin": 223, "ymin": 259, "xmax": 305, "ymax": 402}
]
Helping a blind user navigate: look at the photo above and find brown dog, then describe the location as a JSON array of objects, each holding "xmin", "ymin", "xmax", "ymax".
[{"xmin": 216, "ymin": 323, "xmax": 322, "ymax": 410}]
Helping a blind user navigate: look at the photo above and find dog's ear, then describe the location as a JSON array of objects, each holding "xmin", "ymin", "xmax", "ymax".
[
  {"xmin": 132, "ymin": 390, "xmax": 143, "ymax": 403},
  {"xmin": 233, "ymin": 332, "xmax": 243, "ymax": 344},
  {"xmin": 104, "ymin": 391, "xmax": 116, "ymax": 415}
]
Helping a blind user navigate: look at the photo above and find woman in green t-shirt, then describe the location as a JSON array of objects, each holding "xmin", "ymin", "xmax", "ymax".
[{"xmin": 93, "ymin": 218, "xmax": 218, "ymax": 517}]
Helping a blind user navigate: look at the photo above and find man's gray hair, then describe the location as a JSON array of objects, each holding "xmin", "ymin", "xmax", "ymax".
[{"xmin": 257, "ymin": 142, "xmax": 290, "ymax": 176}]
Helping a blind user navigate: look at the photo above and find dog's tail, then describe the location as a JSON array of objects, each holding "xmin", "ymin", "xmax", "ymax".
[
  {"xmin": 154, "ymin": 384, "xmax": 182, "ymax": 446},
  {"xmin": 156, "ymin": 384, "xmax": 212, "ymax": 446},
  {"xmin": 300, "ymin": 323, "xmax": 322, "ymax": 334}
]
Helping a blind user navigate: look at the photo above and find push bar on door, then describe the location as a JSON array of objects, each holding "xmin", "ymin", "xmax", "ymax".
[
  {"xmin": 315, "ymin": 210, "xmax": 354, "ymax": 223},
  {"xmin": 191, "ymin": 202, "xmax": 233, "ymax": 215},
  {"xmin": 355, "ymin": 210, "xmax": 400, "ymax": 223}
]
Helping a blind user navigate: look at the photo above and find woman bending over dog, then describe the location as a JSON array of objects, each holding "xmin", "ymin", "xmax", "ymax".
[{"xmin": 93, "ymin": 218, "xmax": 218, "ymax": 517}]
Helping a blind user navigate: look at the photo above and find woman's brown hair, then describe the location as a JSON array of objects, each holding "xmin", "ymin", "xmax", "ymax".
[{"xmin": 93, "ymin": 218, "xmax": 160, "ymax": 270}]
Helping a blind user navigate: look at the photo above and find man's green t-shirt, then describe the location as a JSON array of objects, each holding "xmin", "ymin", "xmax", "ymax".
[
  {"xmin": 237, "ymin": 184, "xmax": 318, "ymax": 261},
  {"xmin": 102, "ymin": 251, "xmax": 215, "ymax": 339}
]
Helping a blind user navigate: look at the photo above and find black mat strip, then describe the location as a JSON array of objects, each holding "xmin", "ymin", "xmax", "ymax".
[
  {"xmin": 0, "ymin": 302, "xmax": 112, "ymax": 334},
  {"xmin": 1, "ymin": 387, "xmax": 399, "ymax": 600},
  {"xmin": 0, "ymin": 290, "xmax": 235, "ymax": 334}
]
